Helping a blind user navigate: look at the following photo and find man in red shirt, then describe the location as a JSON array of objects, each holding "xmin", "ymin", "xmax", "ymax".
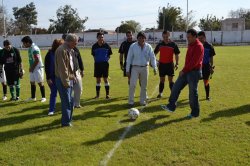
[{"xmin": 161, "ymin": 29, "xmax": 204, "ymax": 118}]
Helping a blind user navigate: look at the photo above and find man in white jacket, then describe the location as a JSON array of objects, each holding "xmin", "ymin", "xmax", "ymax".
[{"xmin": 126, "ymin": 32, "xmax": 157, "ymax": 107}]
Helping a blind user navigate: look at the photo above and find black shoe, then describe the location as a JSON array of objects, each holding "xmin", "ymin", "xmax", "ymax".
[
  {"xmin": 106, "ymin": 95, "xmax": 110, "ymax": 99},
  {"xmin": 10, "ymin": 97, "xmax": 16, "ymax": 101},
  {"xmin": 16, "ymin": 97, "xmax": 20, "ymax": 101},
  {"xmin": 206, "ymin": 97, "xmax": 211, "ymax": 101},
  {"xmin": 94, "ymin": 96, "xmax": 100, "ymax": 99},
  {"xmin": 61, "ymin": 123, "xmax": 73, "ymax": 127},
  {"xmin": 128, "ymin": 104, "xmax": 134, "ymax": 108}
]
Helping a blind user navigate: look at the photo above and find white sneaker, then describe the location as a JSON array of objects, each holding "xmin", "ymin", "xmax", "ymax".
[
  {"xmin": 2, "ymin": 96, "xmax": 7, "ymax": 101},
  {"xmin": 48, "ymin": 112, "xmax": 54, "ymax": 116},
  {"xmin": 26, "ymin": 98, "xmax": 37, "ymax": 102},
  {"xmin": 41, "ymin": 98, "xmax": 46, "ymax": 103}
]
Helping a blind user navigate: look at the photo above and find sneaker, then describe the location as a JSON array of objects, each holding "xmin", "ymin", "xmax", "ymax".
[
  {"xmin": 26, "ymin": 98, "xmax": 37, "ymax": 102},
  {"xmin": 161, "ymin": 105, "xmax": 174, "ymax": 113},
  {"xmin": 206, "ymin": 97, "xmax": 211, "ymax": 101},
  {"xmin": 74, "ymin": 105, "xmax": 82, "ymax": 109},
  {"xmin": 94, "ymin": 95, "xmax": 100, "ymax": 99},
  {"xmin": 61, "ymin": 123, "xmax": 73, "ymax": 127},
  {"xmin": 41, "ymin": 98, "xmax": 47, "ymax": 103},
  {"xmin": 157, "ymin": 94, "xmax": 162, "ymax": 99},
  {"xmin": 186, "ymin": 114, "xmax": 198, "ymax": 119},
  {"xmin": 10, "ymin": 97, "xmax": 16, "ymax": 101},
  {"xmin": 2, "ymin": 96, "xmax": 7, "ymax": 101},
  {"xmin": 106, "ymin": 95, "xmax": 110, "ymax": 99},
  {"xmin": 128, "ymin": 104, "xmax": 134, "ymax": 108},
  {"xmin": 16, "ymin": 97, "xmax": 20, "ymax": 101},
  {"xmin": 140, "ymin": 102, "xmax": 147, "ymax": 107},
  {"xmin": 48, "ymin": 112, "xmax": 54, "ymax": 116}
]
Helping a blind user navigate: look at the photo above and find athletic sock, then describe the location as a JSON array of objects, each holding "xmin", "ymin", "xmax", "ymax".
[
  {"xmin": 3, "ymin": 84, "xmax": 7, "ymax": 96},
  {"xmin": 205, "ymin": 84, "xmax": 210, "ymax": 99},
  {"xmin": 9, "ymin": 86, "xmax": 15, "ymax": 99},
  {"xmin": 16, "ymin": 83, "xmax": 20, "ymax": 98},
  {"xmin": 105, "ymin": 83, "xmax": 110, "ymax": 96},
  {"xmin": 96, "ymin": 84, "xmax": 101, "ymax": 97},
  {"xmin": 159, "ymin": 82, "xmax": 164, "ymax": 94},
  {"xmin": 40, "ymin": 85, "xmax": 45, "ymax": 98},
  {"xmin": 169, "ymin": 82, "xmax": 174, "ymax": 90},
  {"xmin": 31, "ymin": 84, "xmax": 36, "ymax": 99}
]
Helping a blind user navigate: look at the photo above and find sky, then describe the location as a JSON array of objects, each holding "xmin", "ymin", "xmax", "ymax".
[{"xmin": 3, "ymin": 0, "xmax": 250, "ymax": 30}]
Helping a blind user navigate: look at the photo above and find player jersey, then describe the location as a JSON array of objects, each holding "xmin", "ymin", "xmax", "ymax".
[
  {"xmin": 154, "ymin": 41, "xmax": 180, "ymax": 63},
  {"xmin": 119, "ymin": 40, "xmax": 136, "ymax": 62},
  {"xmin": 203, "ymin": 42, "xmax": 216, "ymax": 65},
  {"xmin": 92, "ymin": 42, "xmax": 112, "ymax": 63},
  {"xmin": 28, "ymin": 43, "xmax": 43, "ymax": 70},
  {"xmin": 0, "ymin": 47, "xmax": 21, "ymax": 71}
]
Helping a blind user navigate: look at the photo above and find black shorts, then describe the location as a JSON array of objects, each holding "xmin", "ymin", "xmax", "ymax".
[
  {"xmin": 159, "ymin": 62, "xmax": 174, "ymax": 77},
  {"xmin": 5, "ymin": 70, "xmax": 19, "ymax": 85},
  {"xmin": 94, "ymin": 62, "xmax": 109, "ymax": 78},
  {"xmin": 123, "ymin": 62, "xmax": 132, "ymax": 77},
  {"xmin": 202, "ymin": 64, "xmax": 211, "ymax": 80}
]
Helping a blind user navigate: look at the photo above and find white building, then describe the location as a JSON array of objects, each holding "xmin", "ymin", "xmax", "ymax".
[{"xmin": 222, "ymin": 18, "xmax": 245, "ymax": 31}]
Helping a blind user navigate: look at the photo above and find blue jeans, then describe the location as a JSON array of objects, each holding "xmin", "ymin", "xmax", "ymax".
[
  {"xmin": 48, "ymin": 79, "xmax": 57, "ymax": 113},
  {"xmin": 167, "ymin": 70, "xmax": 202, "ymax": 117},
  {"xmin": 55, "ymin": 77, "xmax": 74, "ymax": 126}
]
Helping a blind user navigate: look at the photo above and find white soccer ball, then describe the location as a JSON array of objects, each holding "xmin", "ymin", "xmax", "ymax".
[{"xmin": 128, "ymin": 108, "xmax": 140, "ymax": 120}]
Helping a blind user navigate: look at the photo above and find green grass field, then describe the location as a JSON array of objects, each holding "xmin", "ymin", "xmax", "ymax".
[{"xmin": 0, "ymin": 46, "xmax": 249, "ymax": 166}]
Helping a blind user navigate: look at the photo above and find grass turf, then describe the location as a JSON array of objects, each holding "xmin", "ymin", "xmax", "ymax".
[{"xmin": 0, "ymin": 46, "xmax": 249, "ymax": 165}]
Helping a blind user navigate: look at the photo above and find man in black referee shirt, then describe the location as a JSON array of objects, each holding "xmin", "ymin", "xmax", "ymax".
[
  {"xmin": 154, "ymin": 31, "xmax": 180, "ymax": 98},
  {"xmin": 119, "ymin": 31, "xmax": 136, "ymax": 84},
  {"xmin": 198, "ymin": 31, "xmax": 216, "ymax": 101},
  {"xmin": 92, "ymin": 32, "xmax": 112, "ymax": 99},
  {"xmin": 0, "ymin": 40, "xmax": 23, "ymax": 101}
]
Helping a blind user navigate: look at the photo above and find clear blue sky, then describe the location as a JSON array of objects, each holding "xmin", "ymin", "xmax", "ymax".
[{"xmin": 3, "ymin": 0, "xmax": 250, "ymax": 30}]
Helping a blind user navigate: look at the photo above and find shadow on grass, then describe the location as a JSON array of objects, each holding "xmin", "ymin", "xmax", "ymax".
[
  {"xmin": 0, "ymin": 119, "xmax": 61, "ymax": 142},
  {"xmin": 246, "ymin": 121, "xmax": 250, "ymax": 126},
  {"xmin": 83, "ymin": 115, "xmax": 190, "ymax": 146},
  {"xmin": 202, "ymin": 104, "xmax": 250, "ymax": 122}
]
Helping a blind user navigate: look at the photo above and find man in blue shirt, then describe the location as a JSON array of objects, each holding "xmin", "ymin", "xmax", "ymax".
[
  {"xmin": 92, "ymin": 32, "xmax": 112, "ymax": 99},
  {"xmin": 198, "ymin": 31, "xmax": 216, "ymax": 101}
]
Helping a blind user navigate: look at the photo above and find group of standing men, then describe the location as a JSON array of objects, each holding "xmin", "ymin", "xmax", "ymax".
[{"xmin": 0, "ymin": 28, "xmax": 215, "ymax": 126}]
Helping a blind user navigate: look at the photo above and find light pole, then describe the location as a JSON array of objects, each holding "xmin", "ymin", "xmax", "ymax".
[
  {"xmin": 2, "ymin": 0, "xmax": 6, "ymax": 38},
  {"xmin": 186, "ymin": 0, "xmax": 189, "ymax": 32}
]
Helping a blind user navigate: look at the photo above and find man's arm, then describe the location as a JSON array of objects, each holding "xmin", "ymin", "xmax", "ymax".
[
  {"xmin": 126, "ymin": 46, "xmax": 133, "ymax": 76},
  {"xmin": 56, "ymin": 50, "xmax": 70, "ymax": 88},
  {"xmin": 175, "ymin": 54, "xmax": 180, "ymax": 70},
  {"xmin": 149, "ymin": 45, "xmax": 157, "ymax": 75}
]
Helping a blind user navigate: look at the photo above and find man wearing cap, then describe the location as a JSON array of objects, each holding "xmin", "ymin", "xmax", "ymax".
[{"xmin": 126, "ymin": 31, "xmax": 157, "ymax": 107}]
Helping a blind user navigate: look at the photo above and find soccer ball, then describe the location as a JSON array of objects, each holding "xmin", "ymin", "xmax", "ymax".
[{"xmin": 128, "ymin": 108, "xmax": 140, "ymax": 120}]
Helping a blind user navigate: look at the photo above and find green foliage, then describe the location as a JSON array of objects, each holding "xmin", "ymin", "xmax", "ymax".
[
  {"xmin": 12, "ymin": 2, "xmax": 37, "ymax": 34},
  {"xmin": 48, "ymin": 5, "xmax": 88, "ymax": 33},
  {"xmin": 199, "ymin": 15, "xmax": 222, "ymax": 31},
  {"xmin": 116, "ymin": 20, "xmax": 141, "ymax": 33},
  {"xmin": 157, "ymin": 4, "xmax": 196, "ymax": 31}
]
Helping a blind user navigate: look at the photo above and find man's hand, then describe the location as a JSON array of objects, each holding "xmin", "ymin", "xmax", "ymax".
[
  {"xmin": 179, "ymin": 71, "xmax": 184, "ymax": 77},
  {"xmin": 120, "ymin": 64, "xmax": 124, "ymax": 71},
  {"xmin": 126, "ymin": 72, "xmax": 130, "ymax": 78},
  {"xmin": 47, "ymin": 79, "xmax": 53, "ymax": 85},
  {"xmin": 29, "ymin": 67, "xmax": 34, "ymax": 73},
  {"xmin": 174, "ymin": 64, "xmax": 179, "ymax": 71}
]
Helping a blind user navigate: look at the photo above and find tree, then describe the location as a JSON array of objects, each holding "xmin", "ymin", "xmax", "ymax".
[
  {"xmin": 157, "ymin": 4, "xmax": 196, "ymax": 31},
  {"xmin": 12, "ymin": 2, "xmax": 37, "ymax": 34},
  {"xmin": 199, "ymin": 15, "xmax": 222, "ymax": 31},
  {"xmin": 115, "ymin": 20, "xmax": 142, "ymax": 33},
  {"xmin": 49, "ymin": 5, "xmax": 88, "ymax": 33}
]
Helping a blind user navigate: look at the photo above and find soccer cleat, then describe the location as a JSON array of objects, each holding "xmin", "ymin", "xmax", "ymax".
[
  {"xmin": 26, "ymin": 98, "xmax": 37, "ymax": 102},
  {"xmin": 157, "ymin": 94, "xmax": 162, "ymax": 99},
  {"xmin": 48, "ymin": 112, "xmax": 54, "ymax": 116},
  {"xmin": 41, "ymin": 98, "xmax": 47, "ymax": 103},
  {"xmin": 2, "ymin": 96, "xmax": 7, "ymax": 101},
  {"xmin": 161, "ymin": 105, "xmax": 174, "ymax": 113}
]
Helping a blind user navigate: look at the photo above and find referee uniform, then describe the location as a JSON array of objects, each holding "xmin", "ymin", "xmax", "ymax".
[
  {"xmin": 202, "ymin": 41, "xmax": 216, "ymax": 100},
  {"xmin": 119, "ymin": 39, "xmax": 136, "ymax": 77},
  {"xmin": 154, "ymin": 40, "xmax": 180, "ymax": 97},
  {"xmin": 92, "ymin": 41, "xmax": 112, "ymax": 98}
]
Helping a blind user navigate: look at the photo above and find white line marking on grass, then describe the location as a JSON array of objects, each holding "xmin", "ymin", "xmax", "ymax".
[{"xmin": 100, "ymin": 85, "xmax": 159, "ymax": 166}]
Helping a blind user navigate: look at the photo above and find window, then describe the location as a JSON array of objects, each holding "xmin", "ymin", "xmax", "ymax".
[{"xmin": 232, "ymin": 23, "xmax": 238, "ymax": 29}]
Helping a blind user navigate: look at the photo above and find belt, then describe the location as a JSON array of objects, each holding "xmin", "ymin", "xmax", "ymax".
[{"xmin": 132, "ymin": 65, "xmax": 148, "ymax": 67}]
